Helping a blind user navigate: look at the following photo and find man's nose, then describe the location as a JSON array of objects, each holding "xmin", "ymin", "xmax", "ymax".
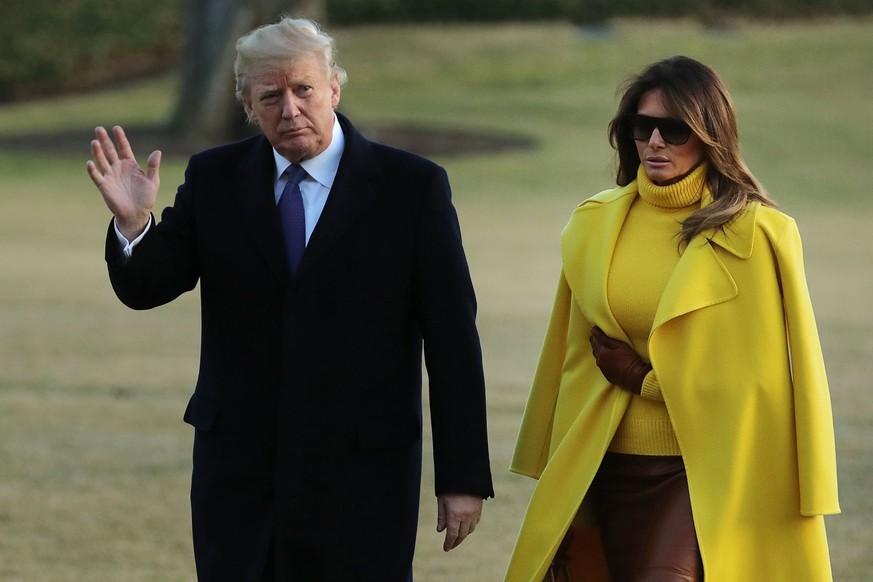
[{"xmin": 281, "ymin": 94, "xmax": 301, "ymax": 118}]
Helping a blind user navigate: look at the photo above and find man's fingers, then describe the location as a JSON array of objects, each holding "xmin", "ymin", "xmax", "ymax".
[
  {"xmin": 90, "ymin": 135, "xmax": 111, "ymax": 176},
  {"xmin": 442, "ymin": 519, "xmax": 460, "ymax": 552},
  {"xmin": 437, "ymin": 493, "xmax": 483, "ymax": 552},
  {"xmin": 436, "ymin": 498, "xmax": 447, "ymax": 533},
  {"xmin": 456, "ymin": 520, "xmax": 472, "ymax": 548},
  {"xmin": 112, "ymin": 125, "xmax": 137, "ymax": 161},
  {"xmin": 443, "ymin": 515, "xmax": 480, "ymax": 551},
  {"xmin": 146, "ymin": 150, "xmax": 162, "ymax": 185},
  {"xmin": 95, "ymin": 126, "xmax": 121, "ymax": 165},
  {"xmin": 85, "ymin": 160, "xmax": 108, "ymax": 192}
]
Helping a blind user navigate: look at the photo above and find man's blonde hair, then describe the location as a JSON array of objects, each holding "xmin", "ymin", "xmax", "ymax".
[{"xmin": 234, "ymin": 17, "xmax": 348, "ymax": 120}]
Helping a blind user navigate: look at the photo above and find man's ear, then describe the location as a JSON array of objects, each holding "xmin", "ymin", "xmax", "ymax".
[
  {"xmin": 243, "ymin": 98, "xmax": 257, "ymax": 124},
  {"xmin": 330, "ymin": 78, "xmax": 341, "ymax": 109}
]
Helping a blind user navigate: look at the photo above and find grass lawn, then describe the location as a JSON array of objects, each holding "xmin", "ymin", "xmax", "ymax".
[{"xmin": 1, "ymin": 17, "xmax": 872, "ymax": 581}]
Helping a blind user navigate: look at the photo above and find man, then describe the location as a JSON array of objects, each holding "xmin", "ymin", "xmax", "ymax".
[{"xmin": 86, "ymin": 17, "xmax": 493, "ymax": 581}]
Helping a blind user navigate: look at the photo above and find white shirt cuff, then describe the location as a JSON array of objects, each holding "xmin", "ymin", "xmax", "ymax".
[{"xmin": 114, "ymin": 217, "xmax": 152, "ymax": 257}]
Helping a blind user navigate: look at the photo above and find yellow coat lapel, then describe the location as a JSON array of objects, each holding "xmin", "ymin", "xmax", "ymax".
[
  {"xmin": 561, "ymin": 184, "xmax": 636, "ymax": 343},
  {"xmin": 652, "ymin": 203, "xmax": 758, "ymax": 332}
]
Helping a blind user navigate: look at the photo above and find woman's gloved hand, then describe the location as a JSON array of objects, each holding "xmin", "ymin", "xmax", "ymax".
[{"xmin": 589, "ymin": 326, "xmax": 652, "ymax": 395}]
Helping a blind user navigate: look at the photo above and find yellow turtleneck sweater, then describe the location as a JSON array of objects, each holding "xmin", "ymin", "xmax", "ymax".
[{"xmin": 606, "ymin": 162, "xmax": 707, "ymax": 456}]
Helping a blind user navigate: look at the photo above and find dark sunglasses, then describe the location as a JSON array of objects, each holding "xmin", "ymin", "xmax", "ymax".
[{"xmin": 628, "ymin": 114, "xmax": 693, "ymax": 145}]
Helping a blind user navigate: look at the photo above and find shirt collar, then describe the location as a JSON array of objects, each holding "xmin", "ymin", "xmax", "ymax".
[{"xmin": 272, "ymin": 114, "xmax": 345, "ymax": 188}]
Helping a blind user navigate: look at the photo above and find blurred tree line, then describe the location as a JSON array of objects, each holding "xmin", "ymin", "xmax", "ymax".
[
  {"xmin": 329, "ymin": 0, "xmax": 873, "ymax": 24},
  {"xmin": 0, "ymin": 0, "xmax": 181, "ymax": 102},
  {"xmin": 2, "ymin": 0, "xmax": 870, "ymax": 140}
]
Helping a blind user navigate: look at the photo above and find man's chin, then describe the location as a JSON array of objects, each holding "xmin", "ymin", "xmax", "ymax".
[{"xmin": 275, "ymin": 138, "xmax": 319, "ymax": 163}]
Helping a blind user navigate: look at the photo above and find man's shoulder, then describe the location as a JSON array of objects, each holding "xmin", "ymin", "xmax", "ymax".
[
  {"xmin": 338, "ymin": 112, "xmax": 443, "ymax": 176},
  {"xmin": 189, "ymin": 134, "xmax": 268, "ymax": 167},
  {"xmin": 370, "ymin": 141, "xmax": 441, "ymax": 172}
]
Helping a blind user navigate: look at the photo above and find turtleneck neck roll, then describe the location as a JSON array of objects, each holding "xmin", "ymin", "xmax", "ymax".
[{"xmin": 636, "ymin": 161, "xmax": 708, "ymax": 209}]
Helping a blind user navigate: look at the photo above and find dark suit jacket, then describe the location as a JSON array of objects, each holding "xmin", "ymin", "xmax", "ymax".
[{"xmin": 105, "ymin": 113, "xmax": 493, "ymax": 581}]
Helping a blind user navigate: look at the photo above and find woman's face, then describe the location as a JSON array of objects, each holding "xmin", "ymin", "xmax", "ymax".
[{"xmin": 633, "ymin": 88, "xmax": 705, "ymax": 186}]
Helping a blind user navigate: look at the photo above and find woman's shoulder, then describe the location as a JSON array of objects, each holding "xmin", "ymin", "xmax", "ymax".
[
  {"xmin": 759, "ymin": 204, "xmax": 795, "ymax": 223},
  {"xmin": 726, "ymin": 202, "xmax": 802, "ymax": 254},
  {"xmin": 575, "ymin": 181, "xmax": 637, "ymax": 210},
  {"xmin": 750, "ymin": 203, "xmax": 798, "ymax": 237},
  {"xmin": 561, "ymin": 183, "xmax": 637, "ymax": 243}
]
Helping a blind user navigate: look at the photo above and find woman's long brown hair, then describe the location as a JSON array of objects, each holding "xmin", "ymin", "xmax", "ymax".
[{"xmin": 608, "ymin": 56, "xmax": 777, "ymax": 245}]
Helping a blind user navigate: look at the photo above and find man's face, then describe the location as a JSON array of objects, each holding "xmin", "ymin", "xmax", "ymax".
[{"xmin": 245, "ymin": 55, "xmax": 341, "ymax": 162}]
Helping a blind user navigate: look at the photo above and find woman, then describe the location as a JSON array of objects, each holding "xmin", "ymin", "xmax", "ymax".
[{"xmin": 505, "ymin": 56, "xmax": 839, "ymax": 581}]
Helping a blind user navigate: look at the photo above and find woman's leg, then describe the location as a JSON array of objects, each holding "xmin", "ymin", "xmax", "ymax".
[
  {"xmin": 634, "ymin": 466, "xmax": 703, "ymax": 581},
  {"xmin": 589, "ymin": 453, "xmax": 703, "ymax": 582}
]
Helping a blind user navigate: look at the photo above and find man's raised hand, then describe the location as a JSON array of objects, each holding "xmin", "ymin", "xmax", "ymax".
[{"xmin": 86, "ymin": 125, "xmax": 161, "ymax": 241}]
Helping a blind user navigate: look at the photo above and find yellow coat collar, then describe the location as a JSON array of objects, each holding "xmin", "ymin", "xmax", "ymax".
[{"xmin": 562, "ymin": 181, "xmax": 760, "ymax": 337}]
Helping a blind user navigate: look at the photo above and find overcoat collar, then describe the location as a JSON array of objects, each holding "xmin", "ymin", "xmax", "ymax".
[
  {"xmin": 654, "ymin": 200, "xmax": 759, "ymax": 331},
  {"xmin": 231, "ymin": 112, "xmax": 381, "ymax": 285},
  {"xmin": 561, "ymin": 181, "xmax": 760, "ymax": 339}
]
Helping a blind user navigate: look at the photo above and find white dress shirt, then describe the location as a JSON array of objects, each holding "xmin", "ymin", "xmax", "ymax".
[{"xmin": 272, "ymin": 114, "xmax": 345, "ymax": 245}]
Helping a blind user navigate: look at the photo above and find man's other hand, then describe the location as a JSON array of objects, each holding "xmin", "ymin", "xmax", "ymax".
[{"xmin": 436, "ymin": 492, "xmax": 483, "ymax": 552}]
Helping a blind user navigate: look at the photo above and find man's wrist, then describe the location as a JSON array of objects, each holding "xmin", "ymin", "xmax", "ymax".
[
  {"xmin": 114, "ymin": 215, "xmax": 152, "ymax": 257},
  {"xmin": 116, "ymin": 215, "xmax": 151, "ymax": 242}
]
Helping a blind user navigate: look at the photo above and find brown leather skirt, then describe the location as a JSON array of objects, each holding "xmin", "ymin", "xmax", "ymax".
[{"xmin": 587, "ymin": 453, "xmax": 703, "ymax": 582}]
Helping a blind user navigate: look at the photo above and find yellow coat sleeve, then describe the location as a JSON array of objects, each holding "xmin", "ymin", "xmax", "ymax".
[
  {"xmin": 776, "ymin": 218, "xmax": 840, "ymax": 516},
  {"xmin": 510, "ymin": 271, "xmax": 572, "ymax": 478}
]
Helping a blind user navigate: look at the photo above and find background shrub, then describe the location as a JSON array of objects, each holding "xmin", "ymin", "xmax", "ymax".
[
  {"xmin": 0, "ymin": 0, "xmax": 181, "ymax": 102},
  {"xmin": 325, "ymin": 0, "xmax": 873, "ymax": 23},
  {"xmin": 2, "ymin": 0, "xmax": 871, "ymax": 101}
]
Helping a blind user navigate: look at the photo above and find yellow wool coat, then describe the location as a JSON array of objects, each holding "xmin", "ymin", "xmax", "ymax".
[{"xmin": 506, "ymin": 182, "xmax": 840, "ymax": 582}]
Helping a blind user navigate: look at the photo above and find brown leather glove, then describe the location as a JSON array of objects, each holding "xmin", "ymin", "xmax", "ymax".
[{"xmin": 589, "ymin": 326, "xmax": 652, "ymax": 395}]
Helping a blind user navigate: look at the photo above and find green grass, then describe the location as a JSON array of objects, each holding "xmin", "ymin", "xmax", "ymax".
[{"xmin": 1, "ymin": 18, "xmax": 872, "ymax": 581}]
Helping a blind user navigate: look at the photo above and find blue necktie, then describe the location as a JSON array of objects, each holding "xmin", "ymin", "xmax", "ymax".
[{"xmin": 278, "ymin": 164, "xmax": 308, "ymax": 273}]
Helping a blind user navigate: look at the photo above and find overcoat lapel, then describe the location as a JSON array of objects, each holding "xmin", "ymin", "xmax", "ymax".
[
  {"xmin": 652, "ymin": 202, "xmax": 758, "ymax": 333},
  {"xmin": 233, "ymin": 135, "xmax": 289, "ymax": 284},
  {"xmin": 227, "ymin": 115, "xmax": 382, "ymax": 284},
  {"xmin": 295, "ymin": 114, "xmax": 380, "ymax": 280}
]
